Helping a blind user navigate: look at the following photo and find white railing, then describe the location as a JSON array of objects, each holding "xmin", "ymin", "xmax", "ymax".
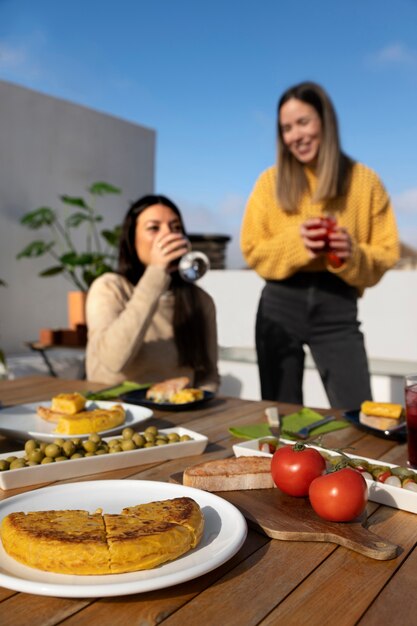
[{"xmin": 200, "ymin": 269, "xmax": 417, "ymax": 408}]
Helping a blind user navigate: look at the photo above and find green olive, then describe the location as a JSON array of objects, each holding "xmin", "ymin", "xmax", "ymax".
[
  {"xmin": 44, "ymin": 443, "xmax": 61, "ymax": 458},
  {"xmin": 95, "ymin": 449, "xmax": 108, "ymax": 455},
  {"xmin": 109, "ymin": 445, "xmax": 122, "ymax": 453},
  {"xmin": 84, "ymin": 452, "xmax": 96, "ymax": 457},
  {"xmin": 53, "ymin": 438, "xmax": 65, "ymax": 447},
  {"xmin": 108, "ymin": 438, "xmax": 121, "ymax": 448},
  {"xmin": 144, "ymin": 442, "xmax": 156, "ymax": 448},
  {"xmin": 180, "ymin": 434, "xmax": 192, "ymax": 441},
  {"xmin": 88, "ymin": 433, "xmax": 101, "ymax": 444},
  {"xmin": 97, "ymin": 443, "xmax": 109, "ymax": 454},
  {"xmin": 54, "ymin": 456, "xmax": 68, "ymax": 462},
  {"xmin": 83, "ymin": 440, "xmax": 97, "ymax": 453},
  {"xmin": 156, "ymin": 433, "xmax": 168, "ymax": 441},
  {"xmin": 28, "ymin": 450, "xmax": 44, "ymax": 464},
  {"xmin": 144, "ymin": 432, "xmax": 156, "ymax": 443},
  {"xmin": 62, "ymin": 441, "xmax": 76, "ymax": 457},
  {"xmin": 155, "ymin": 438, "xmax": 168, "ymax": 446},
  {"xmin": 167, "ymin": 433, "xmax": 180, "ymax": 443},
  {"xmin": 70, "ymin": 452, "xmax": 84, "ymax": 459},
  {"xmin": 26, "ymin": 460, "xmax": 40, "ymax": 466},
  {"xmin": 71, "ymin": 438, "xmax": 82, "ymax": 447},
  {"xmin": 145, "ymin": 425, "xmax": 158, "ymax": 436},
  {"xmin": 132, "ymin": 433, "xmax": 145, "ymax": 447},
  {"xmin": 0, "ymin": 460, "xmax": 10, "ymax": 471},
  {"xmin": 24, "ymin": 439, "xmax": 38, "ymax": 454},
  {"xmin": 121, "ymin": 440, "xmax": 136, "ymax": 451},
  {"xmin": 39, "ymin": 442, "xmax": 48, "ymax": 453},
  {"xmin": 122, "ymin": 427, "xmax": 135, "ymax": 439},
  {"xmin": 10, "ymin": 458, "xmax": 27, "ymax": 470},
  {"xmin": 41, "ymin": 456, "xmax": 54, "ymax": 464},
  {"xmin": 5, "ymin": 456, "xmax": 18, "ymax": 463}
]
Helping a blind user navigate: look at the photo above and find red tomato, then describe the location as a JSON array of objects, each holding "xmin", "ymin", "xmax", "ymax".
[
  {"xmin": 309, "ymin": 468, "xmax": 368, "ymax": 522},
  {"xmin": 271, "ymin": 444, "xmax": 326, "ymax": 497}
]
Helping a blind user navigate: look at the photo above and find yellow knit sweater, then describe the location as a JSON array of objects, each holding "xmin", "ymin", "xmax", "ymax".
[{"xmin": 240, "ymin": 162, "xmax": 399, "ymax": 295}]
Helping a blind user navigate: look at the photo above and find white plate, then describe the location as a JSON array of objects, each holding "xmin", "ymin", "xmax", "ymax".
[
  {"xmin": 0, "ymin": 427, "xmax": 208, "ymax": 490},
  {"xmin": 0, "ymin": 480, "xmax": 247, "ymax": 597},
  {"xmin": 0, "ymin": 400, "xmax": 153, "ymax": 442},
  {"xmin": 233, "ymin": 437, "xmax": 417, "ymax": 514}
]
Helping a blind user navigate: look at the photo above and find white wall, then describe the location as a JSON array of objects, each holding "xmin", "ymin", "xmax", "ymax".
[
  {"xmin": 0, "ymin": 80, "xmax": 155, "ymax": 353},
  {"xmin": 200, "ymin": 269, "xmax": 417, "ymax": 407}
]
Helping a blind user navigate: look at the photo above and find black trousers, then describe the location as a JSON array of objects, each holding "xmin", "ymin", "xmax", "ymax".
[{"xmin": 255, "ymin": 273, "xmax": 372, "ymax": 409}]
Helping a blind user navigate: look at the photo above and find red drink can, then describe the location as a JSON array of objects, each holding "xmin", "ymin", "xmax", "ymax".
[{"xmin": 405, "ymin": 375, "xmax": 417, "ymax": 467}]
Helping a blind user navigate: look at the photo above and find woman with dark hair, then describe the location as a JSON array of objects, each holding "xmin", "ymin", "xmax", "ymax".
[
  {"xmin": 86, "ymin": 194, "xmax": 219, "ymax": 390},
  {"xmin": 240, "ymin": 81, "xmax": 399, "ymax": 408}
]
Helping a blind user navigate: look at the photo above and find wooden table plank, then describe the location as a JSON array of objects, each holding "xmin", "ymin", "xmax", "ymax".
[{"xmin": 0, "ymin": 376, "xmax": 416, "ymax": 626}]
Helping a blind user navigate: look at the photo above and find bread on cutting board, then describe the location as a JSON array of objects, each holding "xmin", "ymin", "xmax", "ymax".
[{"xmin": 183, "ymin": 456, "xmax": 273, "ymax": 491}]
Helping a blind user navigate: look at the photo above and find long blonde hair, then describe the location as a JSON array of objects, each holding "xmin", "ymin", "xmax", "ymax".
[{"xmin": 277, "ymin": 82, "xmax": 352, "ymax": 212}]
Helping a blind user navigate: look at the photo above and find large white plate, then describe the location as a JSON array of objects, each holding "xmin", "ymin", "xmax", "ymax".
[
  {"xmin": 0, "ymin": 480, "xmax": 247, "ymax": 597},
  {"xmin": 233, "ymin": 437, "xmax": 417, "ymax": 515},
  {"xmin": 0, "ymin": 427, "xmax": 208, "ymax": 490},
  {"xmin": 0, "ymin": 400, "xmax": 153, "ymax": 442}
]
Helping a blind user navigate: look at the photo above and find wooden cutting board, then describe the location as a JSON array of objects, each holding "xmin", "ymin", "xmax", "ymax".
[{"xmin": 170, "ymin": 473, "xmax": 398, "ymax": 560}]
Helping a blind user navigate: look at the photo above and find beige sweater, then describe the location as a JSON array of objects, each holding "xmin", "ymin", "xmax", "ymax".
[{"xmin": 85, "ymin": 265, "xmax": 219, "ymax": 390}]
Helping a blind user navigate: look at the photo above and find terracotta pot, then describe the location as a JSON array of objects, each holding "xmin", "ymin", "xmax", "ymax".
[{"xmin": 68, "ymin": 291, "xmax": 87, "ymax": 329}]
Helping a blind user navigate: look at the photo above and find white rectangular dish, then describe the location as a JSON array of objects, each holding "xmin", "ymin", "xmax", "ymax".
[
  {"xmin": 233, "ymin": 437, "xmax": 417, "ymax": 515},
  {"xmin": 0, "ymin": 427, "xmax": 207, "ymax": 490}
]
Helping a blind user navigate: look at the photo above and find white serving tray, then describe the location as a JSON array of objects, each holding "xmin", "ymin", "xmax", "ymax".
[
  {"xmin": 0, "ymin": 427, "xmax": 207, "ymax": 490},
  {"xmin": 233, "ymin": 437, "xmax": 417, "ymax": 515}
]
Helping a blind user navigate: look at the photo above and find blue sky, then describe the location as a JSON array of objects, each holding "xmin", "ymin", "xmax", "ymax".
[{"xmin": 1, "ymin": 0, "xmax": 417, "ymax": 267}]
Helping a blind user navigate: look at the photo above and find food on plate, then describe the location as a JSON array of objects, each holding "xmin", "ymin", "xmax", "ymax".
[
  {"xmin": 37, "ymin": 403, "xmax": 126, "ymax": 434},
  {"xmin": 123, "ymin": 496, "xmax": 204, "ymax": 548},
  {"xmin": 146, "ymin": 376, "xmax": 191, "ymax": 403},
  {"xmin": 0, "ymin": 427, "xmax": 195, "ymax": 472},
  {"xmin": 183, "ymin": 456, "xmax": 273, "ymax": 491},
  {"xmin": 270, "ymin": 443, "xmax": 326, "ymax": 497},
  {"xmin": 359, "ymin": 400, "xmax": 404, "ymax": 431},
  {"xmin": 0, "ymin": 497, "xmax": 204, "ymax": 575},
  {"xmin": 309, "ymin": 467, "xmax": 368, "ymax": 522},
  {"xmin": 53, "ymin": 404, "xmax": 126, "ymax": 435},
  {"xmin": 51, "ymin": 392, "xmax": 86, "ymax": 415},
  {"xmin": 170, "ymin": 388, "xmax": 204, "ymax": 404}
]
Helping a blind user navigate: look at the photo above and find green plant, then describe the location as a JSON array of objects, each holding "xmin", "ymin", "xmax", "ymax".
[{"xmin": 16, "ymin": 182, "xmax": 122, "ymax": 291}]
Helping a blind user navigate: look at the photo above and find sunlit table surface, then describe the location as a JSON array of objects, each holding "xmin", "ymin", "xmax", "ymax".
[{"xmin": 0, "ymin": 375, "xmax": 416, "ymax": 626}]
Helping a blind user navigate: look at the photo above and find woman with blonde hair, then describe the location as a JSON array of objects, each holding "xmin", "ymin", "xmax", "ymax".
[{"xmin": 240, "ymin": 81, "xmax": 399, "ymax": 408}]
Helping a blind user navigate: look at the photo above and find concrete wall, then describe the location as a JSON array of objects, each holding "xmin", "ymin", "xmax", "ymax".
[
  {"xmin": 0, "ymin": 81, "xmax": 155, "ymax": 353},
  {"xmin": 199, "ymin": 269, "xmax": 417, "ymax": 407}
]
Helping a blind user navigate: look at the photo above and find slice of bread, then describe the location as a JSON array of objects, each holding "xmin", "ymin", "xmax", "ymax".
[
  {"xmin": 359, "ymin": 412, "xmax": 402, "ymax": 431},
  {"xmin": 146, "ymin": 377, "xmax": 191, "ymax": 403},
  {"xmin": 183, "ymin": 456, "xmax": 273, "ymax": 491}
]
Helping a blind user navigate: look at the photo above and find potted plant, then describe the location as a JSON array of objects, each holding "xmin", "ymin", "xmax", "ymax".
[{"xmin": 16, "ymin": 182, "xmax": 122, "ymax": 328}]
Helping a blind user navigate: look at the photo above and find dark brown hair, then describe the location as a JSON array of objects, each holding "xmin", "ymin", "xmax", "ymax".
[
  {"xmin": 118, "ymin": 194, "xmax": 210, "ymax": 378},
  {"xmin": 277, "ymin": 81, "xmax": 352, "ymax": 212}
]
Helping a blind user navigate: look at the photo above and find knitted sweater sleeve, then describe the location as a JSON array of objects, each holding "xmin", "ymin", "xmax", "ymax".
[
  {"xmin": 195, "ymin": 289, "xmax": 220, "ymax": 392},
  {"xmin": 240, "ymin": 168, "xmax": 312, "ymax": 279},
  {"xmin": 327, "ymin": 168, "xmax": 400, "ymax": 292},
  {"xmin": 86, "ymin": 266, "xmax": 171, "ymax": 373}
]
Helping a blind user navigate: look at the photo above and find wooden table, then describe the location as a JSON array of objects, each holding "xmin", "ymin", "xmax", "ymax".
[{"xmin": 0, "ymin": 376, "xmax": 416, "ymax": 626}]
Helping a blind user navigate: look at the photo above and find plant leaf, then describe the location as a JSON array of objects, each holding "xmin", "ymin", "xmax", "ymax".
[
  {"xmin": 39, "ymin": 266, "xmax": 65, "ymax": 277},
  {"xmin": 65, "ymin": 212, "xmax": 93, "ymax": 228},
  {"xmin": 101, "ymin": 226, "xmax": 122, "ymax": 247},
  {"xmin": 60, "ymin": 195, "xmax": 89, "ymax": 209},
  {"xmin": 88, "ymin": 182, "xmax": 121, "ymax": 196},
  {"xmin": 60, "ymin": 252, "xmax": 96, "ymax": 267},
  {"xmin": 16, "ymin": 241, "xmax": 55, "ymax": 259},
  {"xmin": 20, "ymin": 207, "xmax": 56, "ymax": 229}
]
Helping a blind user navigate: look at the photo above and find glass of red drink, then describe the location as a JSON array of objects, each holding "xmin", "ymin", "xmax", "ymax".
[{"xmin": 405, "ymin": 374, "xmax": 417, "ymax": 467}]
